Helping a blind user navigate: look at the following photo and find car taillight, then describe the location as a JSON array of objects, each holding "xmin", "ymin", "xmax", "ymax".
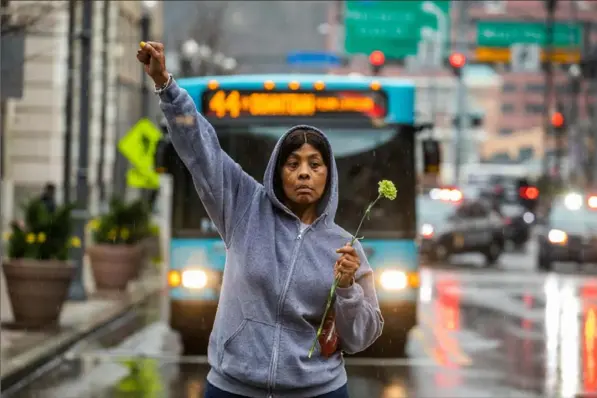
[
  {"xmin": 504, "ymin": 217, "xmax": 512, "ymax": 225},
  {"xmin": 520, "ymin": 186, "xmax": 539, "ymax": 200}
]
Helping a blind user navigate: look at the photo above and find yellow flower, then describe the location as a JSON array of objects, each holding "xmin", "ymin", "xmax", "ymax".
[
  {"xmin": 108, "ymin": 229, "xmax": 117, "ymax": 240},
  {"xmin": 70, "ymin": 236, "xmax": 81, "ymax": 248},
  {"xmin": 26, "ymin": 233, "xmax": 36, "ymax": 244},
  {"xmin": 87, "ymin": 218, "xmax": 100, "ymax": 231},
  {"xmin": 37, "ymin": 232, "xmax": 46, "ymax": 243},
  {"xmin": 2, "ymin": 231, "xmax": 11, "ymax": 241},
  {"xmin": 120, "ymin": 228, "xmax": 130, "ymax": 240},
  {"xmin": 378, "ymin": 180, "xmax": 397, "ymax": 201}
]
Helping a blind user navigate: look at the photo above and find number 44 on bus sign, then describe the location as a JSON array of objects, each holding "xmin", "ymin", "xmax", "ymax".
[{"xmin": 117, "ymin": 118, "xmax": 163, "ymax": 189}]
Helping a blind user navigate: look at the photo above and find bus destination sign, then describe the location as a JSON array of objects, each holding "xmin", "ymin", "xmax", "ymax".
[{"xmin": 201, "ymin": 90, "xmax": 388, "ymax": 120}]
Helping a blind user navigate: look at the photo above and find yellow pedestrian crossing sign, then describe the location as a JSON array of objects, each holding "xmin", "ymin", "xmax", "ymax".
[{"xmin": 118, "ymin": 118, "xmax": 162, "ymax": 189}]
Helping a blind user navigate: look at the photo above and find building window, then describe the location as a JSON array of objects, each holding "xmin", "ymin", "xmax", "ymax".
[
  {"xmin": 518, "ymin": 147, "xmax": 535, "ymax": 162},
  {"xmin": 490, "ymin": 152, "xmax": 513, "ymax": 163},
  {"xmin": 500, "ymin": 128, "xmax": 514, "ymax": 135},
  {"xmin": 501, "ymin": 103, "xmax": 515, "ymax": 113},
  {"xmin": 525, "ymin": 83, "xmax": 545, "ymax": 93},
  {"xmin": 525, "ymin": 103, "xmax": 545, "ymax": 114},
  {"xmin": 502, "ymin": 83, "xmax": 517, "ymax": 93}
]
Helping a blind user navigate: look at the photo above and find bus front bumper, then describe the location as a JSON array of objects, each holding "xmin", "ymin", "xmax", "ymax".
[{"xmin": 170, "ymin": 300, "xmax": 218, "ymax": 337}]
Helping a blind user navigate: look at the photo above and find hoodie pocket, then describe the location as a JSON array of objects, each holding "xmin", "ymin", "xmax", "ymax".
[
  {"xmin": 218, "ymin": 319, "xmax": 275, "ymax": 388},
  {"xmin": 275, "ymin": 327, "xmax": 337, "ymax": 390}
]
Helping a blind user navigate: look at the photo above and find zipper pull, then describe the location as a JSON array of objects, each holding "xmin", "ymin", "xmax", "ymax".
[{"xmin": 297, "ymin": 233, "xmax": 302, "ymax": 240}]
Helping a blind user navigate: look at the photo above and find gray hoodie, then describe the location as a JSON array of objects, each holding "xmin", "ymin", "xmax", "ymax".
[{"xmin": 159, "ymin": 79, "xmax": 383, "ymax": 398}]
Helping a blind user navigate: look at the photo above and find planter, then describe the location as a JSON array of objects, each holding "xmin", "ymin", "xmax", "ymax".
[
  {"xmin": 3, "ymin": 259, "xmax": 75, "ymax": 329},
  {"xmin": 88, "ymin": 244, "xmax": 142, "ymax": 291}
]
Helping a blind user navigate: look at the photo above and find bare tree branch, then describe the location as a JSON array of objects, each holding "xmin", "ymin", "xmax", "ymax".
[{"xmin": 1, "ymin": 2, "xmax": 63, "ymax": 36}]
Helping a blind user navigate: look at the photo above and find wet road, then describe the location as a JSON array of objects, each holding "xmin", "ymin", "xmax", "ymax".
[{"xmin": 9, "ymin": 243, "xmax": 597, "ymax": 398}]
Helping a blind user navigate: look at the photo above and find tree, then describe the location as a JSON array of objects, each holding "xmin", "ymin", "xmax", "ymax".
[{"xmin": 1, "ymin": 1, "xmax": 60, "ymax": 37}]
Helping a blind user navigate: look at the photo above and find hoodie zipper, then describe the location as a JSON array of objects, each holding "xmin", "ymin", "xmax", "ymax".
[{"xmin": 266, "ymin": 223, "xmax": 311, "ymax": 397}]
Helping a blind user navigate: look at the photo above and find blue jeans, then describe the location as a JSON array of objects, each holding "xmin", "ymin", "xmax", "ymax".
[{"xmin": 204, "ymin": 382, "xmax": 349, "ymax": 398}]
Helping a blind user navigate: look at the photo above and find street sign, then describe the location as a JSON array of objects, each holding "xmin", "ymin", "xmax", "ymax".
[
  {"xmin": 510, "ymin": 43, "xmax": 541, "ymax": 72},
  {"xmin": 118, "ymin": 118, "xmax": 162, "ymax": 189},
  {"xmin": 286, "ymin": 51, "xmax": 342, "ymax": 67},
  {"xmin": 475, "ymin": 21, "xmax": 583, "ymax": 66},
  {"xmin": 344, "ymin": 1, "xmax": 452, "ymax": 60},
  {"xmin": 474, "ymin": 47, "xmax": 581, "ymax": 64},
  {"xmin": 476, "ymin": 21, "xmax": 583, "ymax": 48}
]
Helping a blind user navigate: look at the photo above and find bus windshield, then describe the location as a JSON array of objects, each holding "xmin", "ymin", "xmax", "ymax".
[{"xmin": 168, "ymin": 124, "xmax": 416, "ymax": 239}]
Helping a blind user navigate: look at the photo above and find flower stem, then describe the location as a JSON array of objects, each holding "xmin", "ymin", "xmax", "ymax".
[
  {"xmin": 350, "ymin": 194, "xmax": 381, "ymax": 246},
  {"xmin": 308, "ymin": 193, "xmax": 381, "ymax": 358},
  {"xmin": 308, "ymin": 276, "xmax": 340, "ymax": 358}
]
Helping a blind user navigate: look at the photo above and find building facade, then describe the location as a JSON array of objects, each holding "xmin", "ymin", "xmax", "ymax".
[
  {"xmin": 2, "ymin": 0, "xmax": 163, "ymax": 217},
  {"xmin": 325, "ymin": 0, "xmax": 597, "ymax": 174}
]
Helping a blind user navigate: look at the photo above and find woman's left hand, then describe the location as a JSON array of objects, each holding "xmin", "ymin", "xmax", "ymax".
[{"xmin": 334, "ymin": 243, "xmax": 360, "ymax": 288}]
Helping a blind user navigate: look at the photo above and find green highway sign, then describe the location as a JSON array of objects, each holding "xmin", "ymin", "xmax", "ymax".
[
  {"xmin": 344, "ymin": 0, "xmax": 452, "ymax": 60},
  {"xmin": 476, "ymin": 21, "xmax": 583, "ymax": 48}
]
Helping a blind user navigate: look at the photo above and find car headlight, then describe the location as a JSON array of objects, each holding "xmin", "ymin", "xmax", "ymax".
[
  {"xmin": 420, "ymin": 223, "xmax": 434, "ymax": 238},
  {"xmin": 181, "ymin": 269, "xmax": 208, "ymax": 289},
  {"xmin": 380, "ymin": 270, "xmax": 408, "ymax": 290},
  {"xmin": 548, "ymin": 229, "xmax": 567, "ymax": 245}
]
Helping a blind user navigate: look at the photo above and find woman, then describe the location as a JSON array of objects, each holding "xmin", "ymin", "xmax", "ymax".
[{"xmin": 138, "ymin": 41, "xmax": 383, "ymax": 398}]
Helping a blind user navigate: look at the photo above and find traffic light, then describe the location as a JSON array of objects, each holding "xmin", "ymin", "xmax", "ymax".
[
  {"xmin": 448, "ymin": 52, "xmax": 466, "ymax": 78},
  {"xmin": 369, "ymin": 50, "xmax": 385, "ymax": 76},
  {"xmin": 422, "ymin": 139, "xmax": 441, "ymax": 175},
  {"xmin": 551, "ymin": 110, "xmax": 565, "ymax": 134}
]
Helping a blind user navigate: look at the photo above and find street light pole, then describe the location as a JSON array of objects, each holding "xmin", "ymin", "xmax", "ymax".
[
  {"xmin": 543, "ymin": 0, "xmax": 557, "ymax": 182},
  {"xmin": 97, "ymin": 0, "xmax": 110, "ymax": 203},
  {"xmin": 140, "ymin": 10, "xmax": 151, "ymax": 119},
  {"xmin": 68, "ymin": 0, "xmax": 93, "ymax": 301},
  {"xmin": 63, "ymin": 0, "xmax": 75, "ymax": 204},
  {"xmin": 139, "ymin": 2, "xmax": 153, "ymax": 204},
  {"xmin": 453, "ymin": 0, "xmax": 468, "ymax": 185}
]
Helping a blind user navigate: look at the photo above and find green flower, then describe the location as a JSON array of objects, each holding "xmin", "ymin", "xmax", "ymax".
[
  {"xmin": 309, "ymin": 179, "xmax": 399, "ymax": 358},
  {"xmin": 378, "ymin": 180, "xmax": 397, "ymax": 201}
]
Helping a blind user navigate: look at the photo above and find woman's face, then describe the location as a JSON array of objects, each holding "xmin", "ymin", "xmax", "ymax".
[{"xmin": 281, "ymin": 143, "xmax": 328, "ymax": 206}]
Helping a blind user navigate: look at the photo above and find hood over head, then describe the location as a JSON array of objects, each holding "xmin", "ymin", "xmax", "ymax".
[{"xmin": 263, "ymin": 125, "xmax": 338, "ymax": 225}]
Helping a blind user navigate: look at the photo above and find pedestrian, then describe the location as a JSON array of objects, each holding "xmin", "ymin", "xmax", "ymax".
[
  {"xmin": 40, "ymin": 183, "xmax": 56, "ymax": 214},
  {"xmin": 138, "ymin": 42, "xmax": 383, "ymax": 398}
]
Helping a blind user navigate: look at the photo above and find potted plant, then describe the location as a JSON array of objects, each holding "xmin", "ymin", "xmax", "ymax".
[
  {"xmin": 2, "ymin": 198, "xmax": 78, "ymax": 329},
  {"xmin": 87, "ymin": 198, "xmax": 149, "ymax": 291}
]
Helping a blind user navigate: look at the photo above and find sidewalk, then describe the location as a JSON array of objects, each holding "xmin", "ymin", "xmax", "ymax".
[{"xmin": 0, "ymin": 269, "xmax": 162, "ymax": 388}]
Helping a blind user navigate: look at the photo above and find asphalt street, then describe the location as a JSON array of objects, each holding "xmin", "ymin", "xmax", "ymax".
[{"xmin": 8, "ymin": 240, "xmax": 597, "ymax": 398}]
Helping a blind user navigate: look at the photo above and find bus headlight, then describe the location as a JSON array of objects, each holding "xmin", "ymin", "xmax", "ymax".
[
  {"xmin": 181, "ymin": 269, "xmax": 208, "ymax": 289},
  {"xmin": 380, "ymin": 270, "xmax": 408, "ymax": 290}
]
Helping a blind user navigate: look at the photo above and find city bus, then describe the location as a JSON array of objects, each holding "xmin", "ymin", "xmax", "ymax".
[{"xmin": 159, "ymin": 74, "xmax": 420, "ymax": 356}]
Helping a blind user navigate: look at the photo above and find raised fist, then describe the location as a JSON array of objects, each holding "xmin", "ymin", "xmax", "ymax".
[{"xmin": 137, "ymin": 41, "xmax": 169, "ymax": 87}]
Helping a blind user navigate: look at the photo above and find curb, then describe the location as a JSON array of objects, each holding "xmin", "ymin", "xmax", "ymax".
[{"xmin": 0, "ymin": 282, "xmax": 160, "ymax": 394}]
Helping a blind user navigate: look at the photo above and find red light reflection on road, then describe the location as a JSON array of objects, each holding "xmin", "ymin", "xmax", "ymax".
[
  {"xmin": 433, "ymin": 278, "xmax": 462, "ymax": 388},
  {"xmin": 582, "ymin": 285, "xmax": 597, "ymax": 393}
]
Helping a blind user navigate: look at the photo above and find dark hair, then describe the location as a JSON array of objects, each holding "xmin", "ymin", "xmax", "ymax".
[
  {"xmin": 44, "ymin": 183, "xmax": 56, "ymax": 193},
  {"xmin": 274, "ymin": 128, "xmax": 331, "ymax": 200}
]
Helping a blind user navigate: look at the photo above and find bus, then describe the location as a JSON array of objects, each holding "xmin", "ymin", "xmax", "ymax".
[{"xmin": 159, "ymin": 74, "xmax": 420, "ymax": 356}]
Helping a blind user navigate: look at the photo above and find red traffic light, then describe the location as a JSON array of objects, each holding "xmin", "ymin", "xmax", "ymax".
[
  {"xmin": 369, "ymin": 50, "xmax": 385, "ymax": 66},
  {"xmin": 449, "ymin": 53, "xmax": 466, "ymax": 68},
  {"xmin": 551, "ymin": 111, "xmax": 564, "ymax": 128}
]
